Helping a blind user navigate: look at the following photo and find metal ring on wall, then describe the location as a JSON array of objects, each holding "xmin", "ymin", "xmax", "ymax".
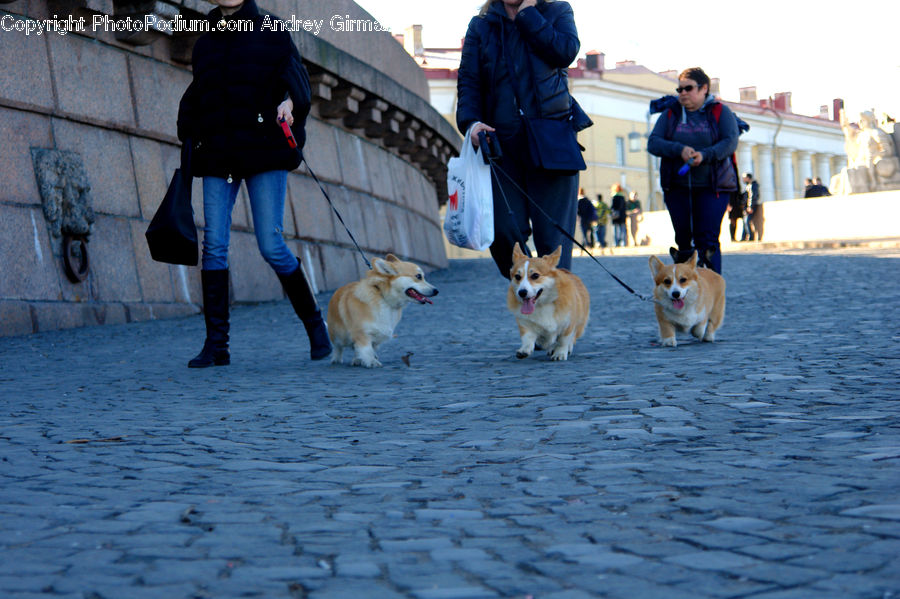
[{"xmin": 63, "ymin": 235, "xmax": 90, "ymax": 283}]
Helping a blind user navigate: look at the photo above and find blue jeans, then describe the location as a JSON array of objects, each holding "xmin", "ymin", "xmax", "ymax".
[
  {"xmin": 613, "ymin": 223, "xmax": 627, "ymax": 247},
  {"xmin": 595, "ymin": 224, "xmax": 608, "ymax": 248},
  {"xmin": 664, "ymin": 187, "xmax": 730, "ymax": 274},
  {"xmin": 201, "ymin": 170, "xmax": 297, "ymax": 274}
]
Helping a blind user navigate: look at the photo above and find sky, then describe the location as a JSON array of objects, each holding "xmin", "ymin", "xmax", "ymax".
[{"xmin": 354, "ymin": 0, "xmax": 899, "ymax": 122}]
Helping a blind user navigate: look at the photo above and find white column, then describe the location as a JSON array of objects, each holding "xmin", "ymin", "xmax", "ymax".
[
  {"xmin": 815, "ymin": 154, "xmax": 832, "ymax": 182},
  {"xmin": 757, "ymin": 145, "xmax": 774, "ymax": 203},
  {"xmin": 737, "ymin": 142, "xmax": 753, "ymax": 178},
  {"xmin": 777, "ymin": 148, "xmax": 795, "ymax": 201},
  {"xmin": 797, "ymin": 150, "xmax": 813, "ymax": 187}
]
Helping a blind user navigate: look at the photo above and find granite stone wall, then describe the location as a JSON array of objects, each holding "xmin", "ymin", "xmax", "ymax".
[{"xmin": 0, "ymin": 0, "xmax": 459, "ymax": 337}]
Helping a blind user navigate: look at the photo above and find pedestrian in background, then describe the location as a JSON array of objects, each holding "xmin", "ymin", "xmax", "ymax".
[
  {"xmin": 610, "ymin": 184, "xmax": 628, "ymax": 247},
  {"xmin": 456, "ymin": 0, "xmax": 587, "ymax": 277},
  {"xmin": 594, "ymin": 193, "xmax": 610, "ymax": 251},
  {"xmin": 647, "ymin": 66, "xmax": 738, "ymax": 273},
  {"xmin": 626, "ymin": 190, "xmax": 643, "ymax": 246},
  {"xmin": 177, "ymin": 0, "xmax": 331, "ymax": 368},
  {"xmin": 577, "ymin": 187, "xmax": 598, "ymax": 247},
  {"xmin": 743, "ymin": 172, "xmax": 764, "ymax": 241},
  {"xmin": 727, "ymin": 189, "xmax": 747, "ymax": 242}
]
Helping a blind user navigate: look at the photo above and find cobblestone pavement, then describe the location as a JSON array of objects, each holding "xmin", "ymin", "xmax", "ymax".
[{"xmin": 2, "ymin": 248, "xmax": 899, "ymax": 599}]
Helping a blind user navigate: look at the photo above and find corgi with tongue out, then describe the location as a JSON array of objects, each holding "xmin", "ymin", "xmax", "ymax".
[
  {"xmin": 649, "ymin": 251, "xmax": 725, "ymax": 348},
  {"xmin": 327, "ymin": 254, "xmax": 437, "ymax": 367},
  {"xmin": 507, "ymin": 243, "xmax": 590, "ymax": 361}
]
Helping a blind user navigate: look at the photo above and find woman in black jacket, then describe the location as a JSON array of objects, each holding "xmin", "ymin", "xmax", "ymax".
[
  {"xmin": 457, "ymin": 0, "xmax": 585, "ymax": 277},
  {"xmin": 177, "ymin": 0, "xmax": 330, "ymax": 368}
]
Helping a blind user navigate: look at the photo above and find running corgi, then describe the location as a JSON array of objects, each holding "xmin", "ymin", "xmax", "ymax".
[
  {"xmin": 649, "ymin": 251, "xmax": 725, "ymax": 347},
  {"xmin": 328, "ymin": 254, "xmax": 438, "ymax": 367},
  {"xmin": 507, "ymin": 244, "xmax": 590, "ymax": 361}
]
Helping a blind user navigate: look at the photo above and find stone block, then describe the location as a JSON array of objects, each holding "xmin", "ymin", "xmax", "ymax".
[
  {"xmin": 130, "ymin": 136, "xmax": 173, "ymax": 221},
  {"xmin": 332, "ymin": 187, "xmax": 371, "ymax": 250},
  {"xmin": 231, "ymin": 185, "xmax": 252, "ymax": 231},
  {"xmin": 0, "ymin": 21, "xmax": 54, "ymax": 110},
  {"xmin": 0, "ymin": 107, "xmax": 54, "ymax": 205},
  {"xmin": 303, "ymin": 118, "xmax": 342, "ymax": 182},
  {"xmin": 52, "ymin": 120, "xmax": 141, "ymax": 218},
  {"xmin": 32, "ymin": 302, "xmax": 89, "ymax": 332},
  {"xmin": 47, "ymin": 34, "xmax": 134, "ymax": 127},
  {"xmin": 367, "ymin": 142, "xmax": 397, "ymax": 202},
  {"xmin": 129, "ymin": 219, "xmax": 175, "ymax": 303},
  {"xmin": 335, "ymin": 127, "xmax": 372, "ymax": 193},
  {"xmin": 228, "ymin": 231, "xmax": 282, "ymax": 303},
  {"xmin": 361, "ymin": 198, "xmax": 393, "ymax": 254},
  {"xmin": 0, "ymin": 301, "xmax": 34, "ymax": 336},
  {"xmin": 289, "ymin": 173, "xmax": 336, "ymax": 242},
  {"xmin": 390, "ymin": 160, "xmax": 421, "ymax": 210},
  {"xmin": 0, "ymin": 206, "xmax": 61, "ymax": 300},
  {"xmin": 295, "ymin": 241, "xmax": 325, "ymax": 296},
  {"xmin": 128, "ymin": 55, "xmax": 189, "ymax": 139},
  {"xmin": 86, "ymin": 216, "xmax": 142, "ymax": 303},
  {"xmin": 319, "ymin": 244, "xmax": 364, "ymax": 292},
  {"xmin": 169, "ymin": 263, "xmax": 200, "ymax": 306},
  {"xmin": 385, "ymin": 205, "xmax": 414, "ymax": 258}
]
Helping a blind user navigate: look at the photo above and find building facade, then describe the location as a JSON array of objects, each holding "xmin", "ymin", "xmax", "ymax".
[{"xmin": 412, "ymin": 40, "xmax": 847, "ymax": 213}]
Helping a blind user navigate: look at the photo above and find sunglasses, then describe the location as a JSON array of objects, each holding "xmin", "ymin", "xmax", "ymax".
[{"xmin": 676, "ymin": 85, "xmax": 696, "ymax": 94}]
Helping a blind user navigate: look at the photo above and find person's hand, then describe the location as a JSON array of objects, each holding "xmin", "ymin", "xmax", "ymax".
[
  {"xmin": 518, "ymin": 0, "xmax": 537, "ymax": 13},
  {"xmin": 470, "ymin": 122, "xmax": 496, "ymax": 147},
  {"xmin": 277, "ymin": 99, "xmax": 294, "ymax": 126},
  {"xmin": 680, "ymin": 145, "xmax": 695, "ymax": 163},
  {"xmin": 691, "ymin": 151, "xmax": 703, "ymax": 166}
]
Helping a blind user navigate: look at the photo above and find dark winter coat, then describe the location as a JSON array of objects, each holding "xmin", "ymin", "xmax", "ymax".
[
  {"xmin": 177, "ymin": 0, "xmax": 311, "ymax": 179},
  {"xmin": 456, "ymin": 0, "xmax": 580, "ymax": 138}
]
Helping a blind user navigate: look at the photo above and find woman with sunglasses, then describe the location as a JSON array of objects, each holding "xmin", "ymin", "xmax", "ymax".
[{"xmin": 648, "ymin": 67, "xmax": 739, "ymax": 273}]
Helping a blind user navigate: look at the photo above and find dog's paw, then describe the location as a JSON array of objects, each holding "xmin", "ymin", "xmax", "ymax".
[
  {"xmin": 550, "ymin": 351, "xmax": 569, "ymax": 361},
  {"xmin": 515, "ymin": 350, "xmax": 531, "ymax": 359},
  {"xmin": 660, "ymin": 336, "xmax": 677, "ymax": 347},
  {"xmin": 702, "ymin": 331, "xmax": 716, "ymax": 342}
]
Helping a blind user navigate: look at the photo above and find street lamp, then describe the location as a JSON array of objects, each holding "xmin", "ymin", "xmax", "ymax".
[{"xmin": 628, "ymin": 130, "xmax": 642, "ymax": 153}]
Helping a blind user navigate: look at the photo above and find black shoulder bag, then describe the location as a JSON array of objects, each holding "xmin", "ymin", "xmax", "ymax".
[
  {"xmin": 145, "ymin": 141, "xmax": 199, "ymax": 266},
  {"xmin": 500, "ymin": 27, "xmax": 589, "ymax": 172}
]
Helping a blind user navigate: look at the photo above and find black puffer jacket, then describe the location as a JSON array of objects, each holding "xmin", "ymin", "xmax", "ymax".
[
  {"xmin": 457, "ymin": 0, "xmax": 579, "ymax": 137},
  {"xmin": 177, "ymin": 0, "xmax": 311, "ymax": 179}
]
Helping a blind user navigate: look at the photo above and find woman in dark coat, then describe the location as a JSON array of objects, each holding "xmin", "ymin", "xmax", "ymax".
[
  {"xmin": 647, "ymin": 67, "xmax": 738, "ymax": 274},
  {"xmin": 177, "ymin": 0, "xmax": 330, "ymax": 367},
  {"xmin": 457, "ymin": 0, "xmax": 586, "ymax": 277}
]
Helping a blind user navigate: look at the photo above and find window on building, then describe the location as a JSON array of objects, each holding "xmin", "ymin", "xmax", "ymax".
[{"xmin": 615, "ymin": 137, "xmax": 625, "ymax": 166}]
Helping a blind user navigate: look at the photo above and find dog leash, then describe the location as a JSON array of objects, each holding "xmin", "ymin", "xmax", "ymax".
[
  {"xmin": 301, "ymin": 157, "xmax": 372, "ymax": 270},
  {"xmin": 482, "ymin": 149, "xmax": 658, "ymax": 306}
]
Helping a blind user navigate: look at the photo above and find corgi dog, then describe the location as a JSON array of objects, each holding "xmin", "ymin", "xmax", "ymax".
[
  {"xmin": 649, "ymin": 251, "xmax": 725, "ymax": 347},
  {"xmin": 327, "ymin": 254, "xmax": 438, "ymax": 367},
  {"xmin": 507, "ymin": 243, "xmax": 590, "ymax": 361}
]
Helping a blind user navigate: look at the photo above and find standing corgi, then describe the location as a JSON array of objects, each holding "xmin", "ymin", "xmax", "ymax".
[
  {"xmin": 649, "ymin": 251, "xmax": 725, "ymax": 347},
  {"xmin": 327, "ymin": 254, "xmax": 438, "ymax": 367},
  {"xmin": 507, "ymin": 244, "xmax": 590, "ymax": 361}
]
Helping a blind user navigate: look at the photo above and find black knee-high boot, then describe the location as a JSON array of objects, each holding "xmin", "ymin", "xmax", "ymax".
[
  {"xmin": 277, "ymin": 260, "xmax": 332, "ymax": 360},
  {"xmin": 188, "ymin": 269, "xmax": 230, "ymax": 368}
]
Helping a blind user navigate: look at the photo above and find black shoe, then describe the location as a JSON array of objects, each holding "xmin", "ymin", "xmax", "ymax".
[
  {"xmin": 278, "ymin": 260, "xmax": 333, "ymax": 360},
  {"xmin": 188, "ymin": 269, "xmax": 230, "ymax": 368},
  {"xmin": 188, "ymin": 340, "xmax": 231, "ymax": 368}
]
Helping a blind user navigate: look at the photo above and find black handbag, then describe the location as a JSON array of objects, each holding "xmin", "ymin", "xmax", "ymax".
[
  {"xmin": 501, "ymin": 41, "xmax": 588, "ymax": 173},
  {"xmin": 145, "ymin": 143, "xmax": 198, "ymax": 265}
]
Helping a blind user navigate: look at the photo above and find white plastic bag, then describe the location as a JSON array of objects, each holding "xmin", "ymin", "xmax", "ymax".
[{"xmin": 444, "ymin": 125, "xmax": 494, "ymax": 251}]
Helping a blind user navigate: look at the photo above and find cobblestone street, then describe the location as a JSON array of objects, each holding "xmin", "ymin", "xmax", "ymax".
[{"xmin": 1, "ymin": 248, "xmax": 899, "ymax": 599}]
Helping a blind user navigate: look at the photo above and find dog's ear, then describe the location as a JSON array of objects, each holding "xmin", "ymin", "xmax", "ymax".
[
  {"xmin": 384, "ymin": 254, "xmax": 400, "ymax": 263},
  {"xmin": 649, "ymin": 255, "xmax": 663, "ymax": 276},
  {"xmin": 373, "ymin": 257, "xmax": 398, "ymax": 275},
  {"xmin": 688, "ymin": 250, "xmax": 698, "ymax": 269},
  {"xmin": 545, "ymin": 246, "xmax": 562, "ymax": 268},
  {"xmin": 512, "ymin": 243, "xmax": 526, "ymax": 262}
]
